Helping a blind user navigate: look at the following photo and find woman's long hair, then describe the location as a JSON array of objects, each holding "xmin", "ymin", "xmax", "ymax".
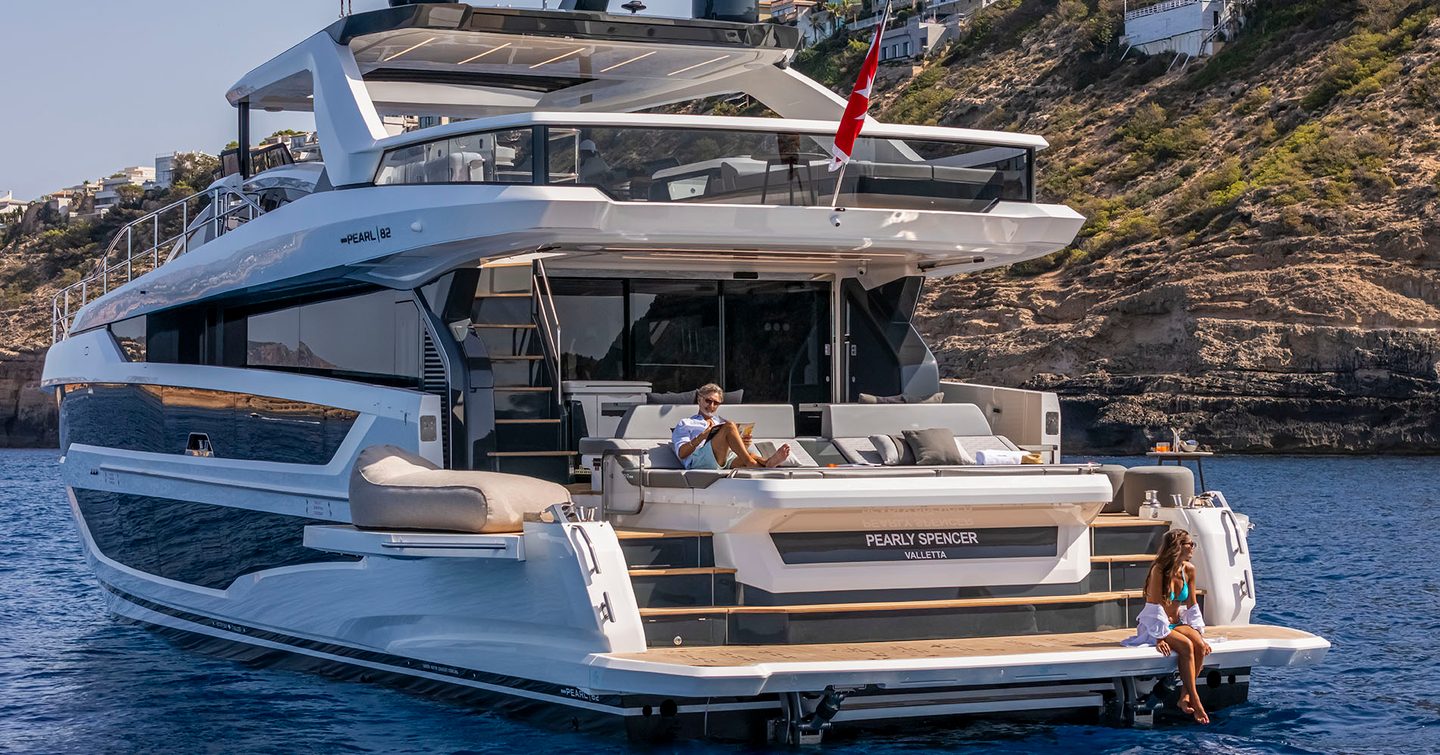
[{"xmin": 1154, "ymin": 528, "xmax": 1193, "ymax": 595}]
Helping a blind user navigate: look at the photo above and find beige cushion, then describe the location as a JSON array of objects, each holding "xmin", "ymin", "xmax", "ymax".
[{"xmin": 349, "ymin": 445, "xmax": 570, "ymax": 533}]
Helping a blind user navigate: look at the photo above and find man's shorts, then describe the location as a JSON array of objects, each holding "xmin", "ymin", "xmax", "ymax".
[{"xmin": 685, "ymin": 442, "xmax": 735, "ymax": 470}]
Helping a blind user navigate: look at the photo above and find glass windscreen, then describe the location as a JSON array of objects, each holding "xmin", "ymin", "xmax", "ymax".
[
  {"xmin": 376, "ymin": 125, "xmax": 1032, "ymax": 211},
  {"xmin": 375, "ymin": 128, "xmax": 533, "ymax": 185}
]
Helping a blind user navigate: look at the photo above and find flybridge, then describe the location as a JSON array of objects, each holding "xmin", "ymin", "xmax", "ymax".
[
  {"xmin": 228, "ymin": 4, "xmax": 798, "ymax": 116},
  {"xmin": 225, "ymin": 3, "xmax": 821, "ymax": 186}
]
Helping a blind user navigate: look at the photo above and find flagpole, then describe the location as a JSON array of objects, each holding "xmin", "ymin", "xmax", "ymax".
[{"xmin": 829, "ymin": 0, "xmax": 889, "ymax": 211}]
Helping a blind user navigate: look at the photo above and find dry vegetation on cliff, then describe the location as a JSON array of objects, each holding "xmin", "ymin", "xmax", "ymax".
[{"xmin": 841, "ymin": 0, "xmax": 1440, "ymax": 452}]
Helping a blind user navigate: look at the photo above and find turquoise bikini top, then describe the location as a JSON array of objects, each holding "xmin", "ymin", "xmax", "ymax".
[{"xmin": 1167, "ymin": 575, "xmax": 1190, "ymax": 603}]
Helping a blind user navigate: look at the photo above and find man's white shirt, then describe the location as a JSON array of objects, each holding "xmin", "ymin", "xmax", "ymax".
[{"xmin": 671, "ymin": 413, "xmax": 726, "ymax": 459}]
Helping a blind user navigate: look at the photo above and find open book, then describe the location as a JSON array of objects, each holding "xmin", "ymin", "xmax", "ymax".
[{"xmin": 705, "ymin": 421, "xmax": 755, "ymax": 440}]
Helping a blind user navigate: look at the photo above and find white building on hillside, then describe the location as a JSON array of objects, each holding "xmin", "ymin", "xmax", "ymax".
[
  {"xmin": 0, "ymin": 190, "xmax": 26, "ymax": 218},
  {"xmin": 1121, "ymin": 0, "xmax": 1248, "ymax": 59},
  {"xmin": 879, "ymin": 15, "xmax": 959, "ymax": 61},
  {"xmin": 94, "ymin": 166, "xmax": 155, "ymax": 216}
]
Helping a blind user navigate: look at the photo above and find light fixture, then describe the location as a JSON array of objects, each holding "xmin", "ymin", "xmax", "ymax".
[
  {"xmin": 530, "ymin": 47, "xmax": 586, "ymax": 69},
  {"xmin": 457, "ymin": 42, "xmax": 511, "ymax": 65},
  {"xmin": 600, "ymin": 50, "xmax": 656, "ymax": 73},
  {"xmin": 381, "ymin": 36, "xmax": 437, "ymax": 62},
  {"xmin": 667, "ymin": 55, "xmax": 728, "ymax": 76}
]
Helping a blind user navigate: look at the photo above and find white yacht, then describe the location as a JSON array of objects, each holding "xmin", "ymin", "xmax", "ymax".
[{"xmin": 43, "ymin": 0, "xmax": 1327, "ymax": 743}]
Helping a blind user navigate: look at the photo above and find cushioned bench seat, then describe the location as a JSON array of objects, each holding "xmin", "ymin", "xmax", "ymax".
[
  {"xmin": 623, "ymin": 464, "xmax": 1108, "ymax": 489},
  {"xmin": 588, "ymin": 404, "xmax": 819, "ymax": 472},
  {"xmin": 824, "ymin": 403, "xmax": 1021, "ymax": 466}
]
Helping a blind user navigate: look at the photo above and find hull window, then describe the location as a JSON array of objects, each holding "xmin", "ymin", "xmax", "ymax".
[
  {"xmin": 59, "ymin": 383, "xmax": 357, "ymax": 464},
  {"xmin": 73, "ymin": 488, "xmax": 357, "ymax": 590},
  {"xmin": 109, "ymin": 315, "xmax": 147, "ymax": 362}
]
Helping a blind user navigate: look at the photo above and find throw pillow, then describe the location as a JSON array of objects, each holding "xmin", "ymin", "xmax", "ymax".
[
  {"xmin": 647, "ymin": 388, "xmax": 744, "ymax": 405},
  {"xmin": 869, "ymin": 434, "xmax": 917, "ymax": 465},
  {"xmin": 869, "ymin": 434, "xmax": 900, "ymax": 465},
  {"xmin": 858, "ymin": 391, "xmax": 945, "ymax": 404},
  {"xmin": 902, "ymin": 427, "xmax": 968, "ymax": 466}
]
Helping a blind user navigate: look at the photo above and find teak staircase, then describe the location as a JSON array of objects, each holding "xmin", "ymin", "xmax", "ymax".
[
  {"xmin": 618, "ymin": 516, "xmax": 1174, "ymax": 648},
  {"xmin": 472, "ymin": 262, "xmax": 575, "ymax": 482}
]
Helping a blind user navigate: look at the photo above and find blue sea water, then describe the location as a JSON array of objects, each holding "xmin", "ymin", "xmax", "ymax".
[{"xmin": 1, "ymin": 448, "xmax": 1437, "ymax": 754}]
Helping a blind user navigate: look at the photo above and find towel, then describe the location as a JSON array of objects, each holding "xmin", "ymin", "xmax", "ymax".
[
  {"xmin": 975, "ymin": 449, "xmax": 1025, "ymax": 465},
  {"xmin": 1121, "ymin": 603, "xmax": 1206, "ymax": 647}
]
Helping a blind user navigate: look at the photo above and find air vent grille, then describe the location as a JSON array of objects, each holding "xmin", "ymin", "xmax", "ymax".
[{"xmin": 421, "ymin": 330, "xmax": 451, "ymax": 468}]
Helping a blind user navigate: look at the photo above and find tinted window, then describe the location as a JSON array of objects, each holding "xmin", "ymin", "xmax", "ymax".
[
  {"xmin": 552, "ymin": 278, "xmax": 625, "ymax": 381},
  {"xmin": 247, "ymin": 290, "xmax": 421, "ymax": 383}
]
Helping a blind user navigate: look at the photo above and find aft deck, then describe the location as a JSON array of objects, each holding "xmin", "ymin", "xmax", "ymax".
[{"xmin": 611, "ymin": 624, "xmax": 1324, "ymax": 666}]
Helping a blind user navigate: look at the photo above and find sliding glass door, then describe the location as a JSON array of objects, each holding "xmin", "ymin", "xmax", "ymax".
[{"xmin": 548, "ymin": 276, "xmax": 831, "ymax": 405}]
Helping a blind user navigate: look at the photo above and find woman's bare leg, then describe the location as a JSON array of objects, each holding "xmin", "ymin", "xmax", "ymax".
[
  {"xmin": 1172, "ymin": 625, "xmax": 1211, "ymax": 722},
  {"xmin": 1165, "ymin": 631, "xmax": 1207, "ymax": 724}
]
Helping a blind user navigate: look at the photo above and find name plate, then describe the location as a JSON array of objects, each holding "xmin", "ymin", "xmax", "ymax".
[{"xmin": 771, "ymin": 527, "xmax": 1058, "ymax": 564}]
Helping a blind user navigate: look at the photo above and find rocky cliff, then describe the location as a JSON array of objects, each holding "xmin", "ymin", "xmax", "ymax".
[
  {"xmin": 884, "ymin": 0, "xmax": 1440, "ymax": 453},
  {"xmin": 0, "ymin": 349, "xmax": 56, "ymax": 447}
]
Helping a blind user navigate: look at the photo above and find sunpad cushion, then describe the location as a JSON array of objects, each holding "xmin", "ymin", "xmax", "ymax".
[{"xmin": 349, "ymin": 445, "xmax": 570, "ymax": 533}]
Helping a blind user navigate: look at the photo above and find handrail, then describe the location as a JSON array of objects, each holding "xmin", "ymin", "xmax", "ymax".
[
  {"xmin": 1124, "ymin": 0, "xmax": 1198, "ymax": 20},
  {"xmin": 532, "ymin": 258, "xmax": 563, "ymax": 410},
  {"xmin": 51, "ymin": 185, "xmax": 265, "ymax": 342}
]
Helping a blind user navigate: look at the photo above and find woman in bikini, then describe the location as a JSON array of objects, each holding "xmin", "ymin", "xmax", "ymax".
[{"xmin": 1122, "ymin": 528, "xmax": 1213, "ymax": 724}]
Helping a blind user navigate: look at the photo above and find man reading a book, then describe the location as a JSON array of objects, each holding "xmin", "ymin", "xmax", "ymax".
[{"xmin": 672, "ymin": 383, "xmax": 791, "ymax": 469}]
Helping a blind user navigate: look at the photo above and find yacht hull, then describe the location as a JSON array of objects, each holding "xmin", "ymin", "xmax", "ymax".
[{"xmin": 68, "ymin": 487, "xmax": 1325, "ymax": 742}]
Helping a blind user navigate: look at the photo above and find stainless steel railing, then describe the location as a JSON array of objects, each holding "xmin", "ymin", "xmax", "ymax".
[
  {"xmin": 51, "ymin": 186, "xmax": 265, "ymax": 342},
  {"xmin": 531, "ymin": 257, "xmax": 563, "ymax": 409}
]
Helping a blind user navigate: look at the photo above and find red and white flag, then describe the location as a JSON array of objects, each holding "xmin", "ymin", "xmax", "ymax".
[{"xmin": 829, "ymin": 2, "xmax": 891, "ymax": 172}]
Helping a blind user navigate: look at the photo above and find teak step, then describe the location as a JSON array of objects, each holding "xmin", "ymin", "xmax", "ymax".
[
  {"xmin": 1090, "ymin": 515, "xmax": 1169, "ymax": 528},
  {"xmin": 638, "ymin": 590, "xmax": 1142, "ymax": 617},
  {"xmin": 629, "ymin": 566, "xmax": 739, "ymax": 609},
  {"xmin": 1091, "ymin": 553, "xmax": 1157, "ymax": 563},
  {"xmin": 615, "ymin": 529, "xmax": 714, "ymax": 540},
  {"xmin": 639, "ymin": 590, "xmax": 1148, "ymax": 647},
  {"xmin": 616, "ymin": 529, "xmax": 715, "ymax": 570},
  {"xmin": 628, "ymin": 567, "xmax": 736, "ymax": 577},
  {"xmin": 1091, "ymin": 516, "xmax": 1169, "ymax": 556}
]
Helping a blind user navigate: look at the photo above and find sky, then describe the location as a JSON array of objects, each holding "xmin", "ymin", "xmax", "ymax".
[{"xmin": 0, "ymin": 0, "xmax": 690, "ymax": 201}]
